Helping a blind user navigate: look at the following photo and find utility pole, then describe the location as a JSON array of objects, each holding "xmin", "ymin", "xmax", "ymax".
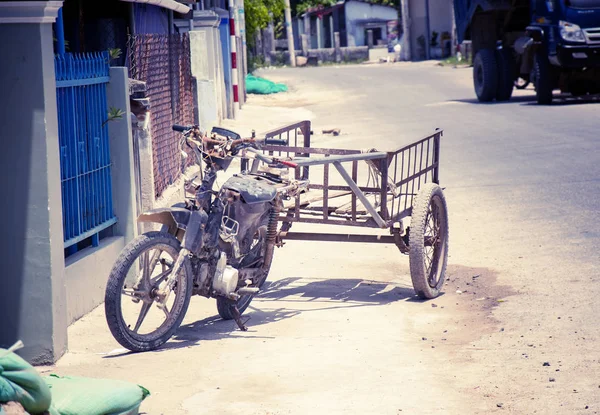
[
  {"xmin": 400, "ymin": 0, "xmax": 411, "ymax": 60},
  {"xmin": 425, "ymin": 0, "xmax": 431, "ymax": 60},
  {"xmin": 283, "ymin": 0, "xmax": 296, "ymax": 67},
  {"xmin": 450, "ymin": 0, "xmax": 457, "ymax": 56}
]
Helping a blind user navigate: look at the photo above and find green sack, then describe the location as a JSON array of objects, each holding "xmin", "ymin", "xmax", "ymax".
[
  {"xmin": 0, "ymin": 348, "xmax": 51, "ymax": 414},
  {"xmin": 246, "ymin": 75, "xmax": 288, "ymax": 95},
  {"xmin": 45, "ymin": 375, "xmax": 150, "ymax": 415}
]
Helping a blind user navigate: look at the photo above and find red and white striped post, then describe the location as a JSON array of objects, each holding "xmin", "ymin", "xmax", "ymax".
[{"xmin": 229, "ymin": 0, "xmax": 240, "ymax": 118}]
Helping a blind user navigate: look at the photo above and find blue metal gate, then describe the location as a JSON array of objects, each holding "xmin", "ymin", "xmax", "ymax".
[{"xmin": 55, "ymin": 52, "xmax": 116, "ymax": 252}]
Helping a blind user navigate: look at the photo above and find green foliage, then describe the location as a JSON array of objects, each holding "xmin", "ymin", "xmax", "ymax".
[
  {"xmin": 245, "ymin": 0, "xmax": 284, "ymax": 47},
  {"xmin": 103, "ymin": 107, "xmax": 126, "ymax": 127},
  {"xmin": 296, "ymin": 0, "xmax": 399, "ymax": 15},
  {"xmin": 108, "ymin": 48, "xmax": 122, "ymax": 62}
]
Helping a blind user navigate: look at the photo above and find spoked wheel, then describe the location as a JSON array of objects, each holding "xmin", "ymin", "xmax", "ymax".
[
  {"xmin": 105, "ymin": 231, "xmax": 193, "ymax": 352},
  {"xmin": 409, "ymin": 183, "xmax": 449, "ymax": 299},
  {"xmin": 216, "ymin": 217, "xmax": 274, "ymax": 320}
]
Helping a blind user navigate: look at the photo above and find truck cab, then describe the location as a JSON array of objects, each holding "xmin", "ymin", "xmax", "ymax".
[{"xmin": 456, "ymin": 0, "xmax": 600, "ymax": 103}]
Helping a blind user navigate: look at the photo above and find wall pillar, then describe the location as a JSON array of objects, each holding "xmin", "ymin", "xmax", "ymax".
[
  {"xmin": 334, "ymin": 32, "xmax": 341, "ymax": 62},
  {"xmin": 301, "ymin": 33, "xmax": 309, "ymax": 56},
  {"xmin": 303, "ymin": 14, "xmax": 311, "ymax": 49},
  {"xmin": 107, "ymin": 67, "xmax": 137, "ymax": 244},
  {"xmin": 316, "ymin": 17, "xmax": 322, "ymax": 49},
  {"xmin": 190, "ymin": 11, "xmax": 222, "ymax": 130},
  {"xmin": 0, "ymin": 0, "xmax": 68, "ymax": 364}
]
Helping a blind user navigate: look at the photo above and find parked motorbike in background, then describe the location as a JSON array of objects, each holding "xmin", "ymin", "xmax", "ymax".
[{"xmin": 104, "ymin": 125, "xmax": 307, "ymax": 352}]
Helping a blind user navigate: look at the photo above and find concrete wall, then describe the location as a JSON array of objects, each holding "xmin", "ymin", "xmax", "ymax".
[
  {"xmin": 408, "ymin": 0, "xmax": 453, "ymax": 60},
  {"xmin": 189, "ymin": 11, "xmax": 224, "ymax": 132},
  {"xmin": 0, "ymin": 2, "xmax": 67, "ymax": 364},
  {"xmin": 298, "ymin": 46, "xmax": 368, "ymax": 63},
  {"xmin": 345, "ymin": 1, "xmax": 398, "ymax": 46},
  {"xmin": 107, "ymin": 67, "xmax": 137, "ymax": 244},
  {"xmin": 429, "ymin": 0, "xmax": 452, "ymax": 38},
  {"xmin": 65, "ymin": 237, "xmax": 125, "ymax": 324},
  {"xmin": 408, "ymin": 0, "xmax": 427, "ymax": 59}
]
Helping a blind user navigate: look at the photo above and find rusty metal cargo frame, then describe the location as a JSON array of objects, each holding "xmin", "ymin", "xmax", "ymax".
[{"xmin": 245, "ymin": 121, "xmax": 442, "ymax": 244}]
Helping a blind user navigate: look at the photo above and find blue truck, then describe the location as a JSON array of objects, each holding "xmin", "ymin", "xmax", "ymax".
[{"xmin": 454, "ymin": 0, "xmax": 600, "ymax": 104}]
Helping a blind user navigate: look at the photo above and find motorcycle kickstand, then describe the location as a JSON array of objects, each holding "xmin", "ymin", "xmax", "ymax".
[{"xmin": 231, "ymin": 305, "xmax": 249, "ymax": 332}]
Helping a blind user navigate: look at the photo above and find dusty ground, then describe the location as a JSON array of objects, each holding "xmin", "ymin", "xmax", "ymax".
[{"xmin": 43, "ymin": 62, "xmax": 600, "ymax": 414}]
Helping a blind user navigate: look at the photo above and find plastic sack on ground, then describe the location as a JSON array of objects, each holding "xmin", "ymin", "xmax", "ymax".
[
  {"xmin": 246, "ymin": 75, "xmax": 288, "ymax": 95},
  {"xmin": 45, "ymin": 375, "xmax": 150, "ymax": 415},
  {"xmin": 0, "ymin": 346, "xmax": 51, "ymax": 414}
]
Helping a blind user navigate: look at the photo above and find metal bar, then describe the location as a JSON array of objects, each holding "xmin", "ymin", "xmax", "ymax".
[
  {"xmin": 323, "ymin": 157, "xmax": 329, "ymax": 220},
  {"xmin": 262, "ymin": 120, "xmax": 310, "ymax": 139},
  {"xmin": 282, "ymin": 232, "xmax": 396, "ymax": 243},
  {"xmin": 425, "ymin": 137, "xmax": 431, "ymax": 184},
  {"xmin": 277, "ymin": 216, "xmax": 380, "ymax": 228},
  {"xmin": 294, "ymin": 151, "xmax": 387, "ymax": 167},
  {"xmin": 351, "ymin": 160, "xmax": 357, "ymax": 221},
  {"xmin": 391, "ymin": 207, "xmax": 413, "ymax": 222},
  {"xmin": 64, "ymin": 217, "xmax": 117, "ymax": 248},
  {"xmin": 333, "ymin": 161, "xmax": 387, "ymax": 228},
  {"xmin": 392, "ymin": 154, "xmax": 397, "ymax": 220},
  {"xmin": 310, "ymin": 184, "xmax": 382, "ymax": 193},
  {"xmin": 262, "ymin": 146, "xmax": 360, "ymax": 156},
  {"xmin": 92, "ymin": 232, "xmax": 100, "ymax": 247},
  {"xmin": 56, "ymin": 7, "xmax": 66, "ymax": 55},
  {"xmin": 418, "ymin": 141, "xmax": 424, "ymax": 192},
  {"xmin": 56, "ymin": 76, "xmax": 111, "ymax": 87},
  {"xmin": 404, "ymin": 147, "xmax": 410, "ymax": 212},
  {"xmin": 410, "ymin": 145, "xmax": 418, "ymax": 208},
  {"xmin": 433, "ymin": 132, "xmax": 441, "ymax": 184},
  {"xmin": 379, "ymin": 158, "xmax": 388, "ymax": 220},
  {"xmin": 389, "ymin": 130, "xmax": 443, "ymax": 155}
]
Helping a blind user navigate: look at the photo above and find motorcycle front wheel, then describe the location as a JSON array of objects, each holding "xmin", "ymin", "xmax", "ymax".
[{"xmin": 105, "ymin": 231, "xmax": 193, "ymax": 352}]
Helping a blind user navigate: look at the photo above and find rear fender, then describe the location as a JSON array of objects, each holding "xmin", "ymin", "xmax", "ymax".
[
  {"xmin": 137, "ymin": 207, "xmax": 208, "ymax": 253},
  {"xmin": 138, "ymin": 207, "xmax": 191, "ymax": 231}
]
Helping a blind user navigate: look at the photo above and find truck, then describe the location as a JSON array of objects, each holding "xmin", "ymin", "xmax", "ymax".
[{"xmin": 454, "ymin": 0, "xmax": 600, "ymax": 104}]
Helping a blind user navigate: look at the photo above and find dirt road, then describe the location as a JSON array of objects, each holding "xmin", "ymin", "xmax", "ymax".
[{"xmin": 46, "ymin": 62, "xmax": 600, "ymax": 414}]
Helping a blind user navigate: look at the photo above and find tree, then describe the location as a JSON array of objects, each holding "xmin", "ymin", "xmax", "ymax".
[
  {"xmin": 245, "ymin": 0, "xmax": 285, "ymax": 47},
  {"xmin": 296, "ymin": 0, "xmax": 399, "ymax": 15}
]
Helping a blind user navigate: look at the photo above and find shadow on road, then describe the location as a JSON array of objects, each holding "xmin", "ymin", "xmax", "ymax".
[
  {"xmin": 522, "ymin": 95, "xmax": 600, "ymax": 106},
  {"xmin": 448, "ymin": 95, "xmax": 538, "ymax": 105},
  {"xmin": 156, "ymin": 278, "xmax": 417, "ymax": 352},
  {"xmin": 258, "ymin": 277, "xmax": 415, "ymax": 303},
  {"xmin": 103, "ymin": 263, "xmax": 510, "ymax": 357},
  {"xmin": 449, "ymin": 94, "xmax": 600, "ymax": 106}
]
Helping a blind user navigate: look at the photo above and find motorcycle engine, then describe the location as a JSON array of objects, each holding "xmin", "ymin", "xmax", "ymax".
[{"xmin": 212, "ymin": 252, "xmax": 239, "ymax": 296}]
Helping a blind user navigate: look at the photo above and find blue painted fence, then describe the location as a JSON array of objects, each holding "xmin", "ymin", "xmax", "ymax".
[{"xmin": 55, "ymin": 52, "xmax": 116, "ymax": 250}]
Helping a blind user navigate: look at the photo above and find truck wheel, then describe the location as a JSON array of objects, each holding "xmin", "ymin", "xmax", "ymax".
[
  {"xmin": 496, "ymin": 48, "xmax": 515, "ymax": 101},
  {"xmin": 533, "ymin": 53, "xmax": 556, "ymax": 105},
  {"xmin": 473, "ymin": 49, "xmax": 498, "ymax": 102}
]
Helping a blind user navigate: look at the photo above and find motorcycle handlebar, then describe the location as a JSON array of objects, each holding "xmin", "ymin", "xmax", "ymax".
[
  {"xmin": 264, "ymin": 138, "xmax": 288, "ymax": 146},
  {"xmin": 173, "ymin": 124, "xmax": 193, "ymax": 132}
]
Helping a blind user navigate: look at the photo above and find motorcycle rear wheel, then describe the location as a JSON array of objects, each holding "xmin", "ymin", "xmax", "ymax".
[{"xmin": 105, "ymin": 231, "xmax": 193, "ymax": 352}]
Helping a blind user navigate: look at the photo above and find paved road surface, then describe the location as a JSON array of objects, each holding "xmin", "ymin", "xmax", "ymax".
[{"xmin": 50, "ymin": 62, "xmax": 600, "ymax": 414}]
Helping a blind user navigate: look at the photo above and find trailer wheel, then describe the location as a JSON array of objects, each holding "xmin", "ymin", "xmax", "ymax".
[
  {"xmin": 409, "ymin": 183, "xmax": 449, "ymax": 300},
  {"xmin": 496, "ymin": 48, "xmax": 515, "ymax": 101},
  {"xmin": 533, "ymin": 53, "xmax": 556, "ymax": 105},
  {"xmin": 473, "ymin": 49, "xmax": 498, "ymax": 102}
]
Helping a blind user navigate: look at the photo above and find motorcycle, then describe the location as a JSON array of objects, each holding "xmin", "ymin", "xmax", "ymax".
[{"xmin": 104, "ymin": 124, "xmax": 308, "ymax": 352}]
